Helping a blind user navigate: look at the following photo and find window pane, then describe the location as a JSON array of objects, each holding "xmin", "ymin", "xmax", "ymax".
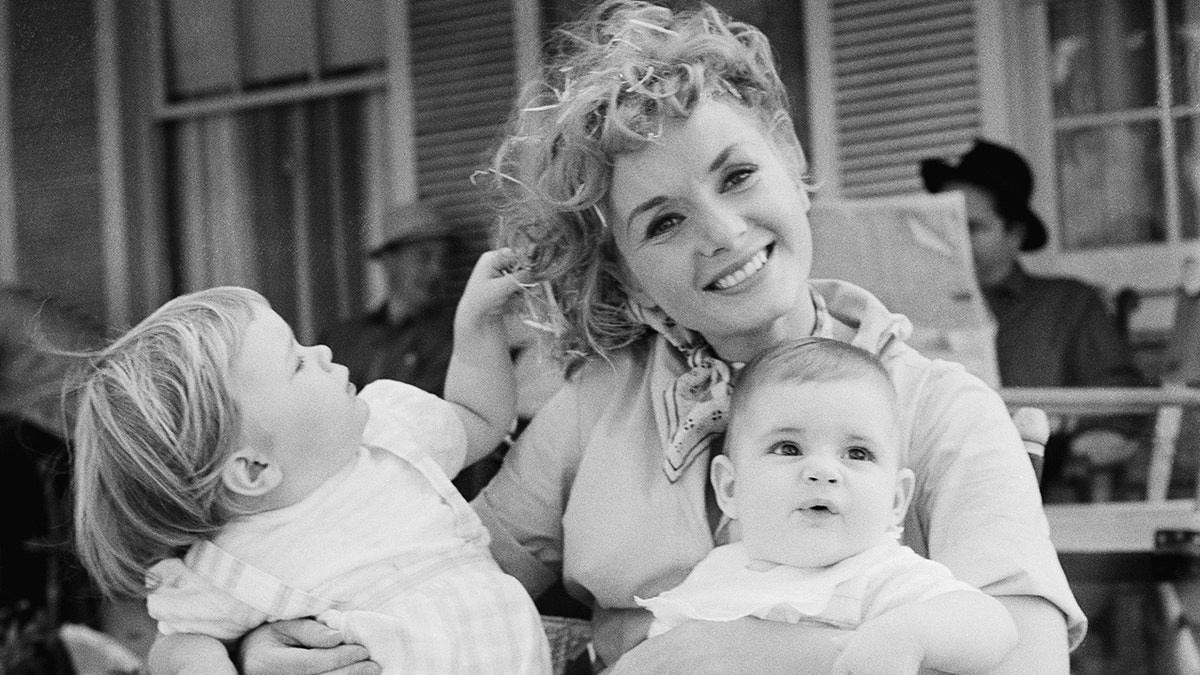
[
  {"xmin": 245, "ymin": 0, "xmax": 315, "ymax": 86},
  {"xmin": 166, "ymin": 96, "xmax": 369, "ymax": 341},
  {"xmin": 1056, "ymin": 122, "xmax": 1165, "ymax": 249},
  {"xmin": 166, "ymin": 0, "xmax": 239, "ymax": 98},
  {"xmin": 1180, "ymin": 116, "xmax": 1200, "ymax": 239},
  {"xmin": 320, "ymin": 0, "xmax": 385, "ymax": 73},
  {"xmin": 1049, "ymin": 0, "xmax": 1156, "ymax": 115},
  {"xmin": 1171, "ymin": 0, "xmax": 1200, "ymax": 105}
]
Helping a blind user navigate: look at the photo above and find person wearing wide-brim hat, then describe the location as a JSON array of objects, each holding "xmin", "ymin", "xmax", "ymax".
[
  {"xmin": 920, "ymin": 138, "xmax": 1047, "ymax": 268},
  {"xmin": 320, "ymin": 201, "xmax": 463, "ymax": 396},
  {"xmin": 921, "ymin": 139, "xmax": 1146, "ymax": 499}
]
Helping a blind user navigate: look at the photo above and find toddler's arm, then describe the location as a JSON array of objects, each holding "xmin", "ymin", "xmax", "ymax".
[
  {"xmin": 148, "ymin": 633, "xmax": 237, "ymax": 675},
  {"xmin": 445, "ymin": 248, "xmax": 526, "ymax": 467},
  {"xmin": 831, "ymin": 590, "xmax": 1018, "ymax": 675}
]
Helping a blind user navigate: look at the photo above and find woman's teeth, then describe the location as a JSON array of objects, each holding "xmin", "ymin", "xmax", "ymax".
[{"xmin": 712, "ymin": 249, "xmax": 768, "ymax": 290}]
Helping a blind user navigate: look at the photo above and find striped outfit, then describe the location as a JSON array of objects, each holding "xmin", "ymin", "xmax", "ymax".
[{"xmin": 147, "ymin": 381, "xmax": 550, "ymax": 674}]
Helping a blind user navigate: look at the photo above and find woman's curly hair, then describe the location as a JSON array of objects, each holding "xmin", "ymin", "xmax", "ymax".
[{"xmin": 486, "ymin": 0, "xmax": 802, "ymax": 367}]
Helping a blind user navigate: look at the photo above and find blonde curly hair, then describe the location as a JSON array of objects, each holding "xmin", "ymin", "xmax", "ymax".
[{"xmin": 487, "ymin": 0, "xmax": 805, "ymax": 367}]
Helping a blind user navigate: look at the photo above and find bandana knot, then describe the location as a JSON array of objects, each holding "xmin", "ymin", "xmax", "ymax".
[{"xmin": 661, "ymin": 347, "xmax": 733, "ymax": 482}]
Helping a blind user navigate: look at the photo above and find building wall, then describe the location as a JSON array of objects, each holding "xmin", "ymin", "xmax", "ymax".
[{"xmin": 9, "ymin": 0, "xmax": 105, "ymax": 325}]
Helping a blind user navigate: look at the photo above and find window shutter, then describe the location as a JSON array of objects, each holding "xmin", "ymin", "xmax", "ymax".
[
  {"xmin": 827, "ymin": 0, "xmax": 982, "ymax": 198},
  {"xmin": 410, "ymin": 0, "xmax": 519, "ymax": 285}
]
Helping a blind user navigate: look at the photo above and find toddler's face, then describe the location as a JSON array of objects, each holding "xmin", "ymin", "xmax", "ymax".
[
  {"xmin": 230, "ymin": 304, "xmax": 370, "ymax": 500},
  {"xmin": 714, "ymin": 377, "xmax": 912, "ymax": 568}
]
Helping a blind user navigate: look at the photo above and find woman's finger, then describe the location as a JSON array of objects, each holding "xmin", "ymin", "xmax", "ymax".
[
  {"xmin": 317, "ymin": 662, "xmax": 383, "ymax": 675},
  {"xmin": 269, "ymin": 618, "xmax": 345, "ymax": 648}
]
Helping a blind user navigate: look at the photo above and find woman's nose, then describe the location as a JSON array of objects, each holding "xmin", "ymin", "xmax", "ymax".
[
  {"xmin": 697, "ymin": 205, "xmax": 747, "ymax": 256},
  {"xmin": 801, "ymin": 458, "xmax": 840, "ymax": 484}
]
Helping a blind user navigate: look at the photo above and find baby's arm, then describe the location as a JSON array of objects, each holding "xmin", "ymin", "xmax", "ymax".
[
  {"xmin": 445, "ymin": 248, "xmax": 526, "ymax": 467},
  {"xmin": 148, "ymin": 633, "xmax": 237, "ymax": 675},
  {"xmin": 831, "ymin": 590, "xmax": 1018, "ymax": 675}
]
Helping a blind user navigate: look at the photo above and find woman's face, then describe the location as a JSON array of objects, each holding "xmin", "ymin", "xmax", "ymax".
[{"xmin": 606, "ymin": 98, "xmax": 813, "ymax": 360}]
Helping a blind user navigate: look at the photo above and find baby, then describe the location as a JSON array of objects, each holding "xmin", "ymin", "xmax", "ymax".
[
  {"xmin": 638, "ymin": 337, "xmax": 1019, "ymax": 674},
  {"xmin": 72, "ymin": 251, "xmax": 551, "ymax": 674}
]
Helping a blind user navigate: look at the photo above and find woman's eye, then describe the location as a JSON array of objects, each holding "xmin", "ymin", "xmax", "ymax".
[
  {"xmin": 646, "ymin": 214, "xmax": 683, "ymax": 239},
  {"xmin": 722, "ymin": 167, "xmax": 756, "ymax": 192},
  {"xmin": 295, "ymin": 355, "xmax": 306, "ymax": 373},
  {"xmin": 846, "ymin": 446, "xmax": 875, "ymax": 462},
  {"xmin": 771, "ymin": 442, "xmax": 801, "ymax": 456}
]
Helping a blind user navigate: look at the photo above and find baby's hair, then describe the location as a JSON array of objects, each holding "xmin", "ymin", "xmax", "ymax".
[
  {"xmin": 72, "ymin": 286, "xmax": 267, "ymax": 598},
  {"xmin": 487, "ymin": 0, "xmax": 805, "ymax": 366},
  {"xmin": 726, "ymin": 337, "xmax": 900, "ymax": 459}
]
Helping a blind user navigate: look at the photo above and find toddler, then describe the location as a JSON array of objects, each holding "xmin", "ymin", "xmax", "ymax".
[
  {"xmin": 72, "ymin": 251, "xmax": 551, "ymax": 674},
  {"xmin": 637, "ymin": 337, "xmax": 1019, "ymax": 674}
]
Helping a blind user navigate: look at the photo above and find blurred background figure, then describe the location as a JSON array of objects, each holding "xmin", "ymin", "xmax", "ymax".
[
  {"xmin": 921, "ymin": 139, "xmax": 1148, "ymax": 502},
  {"xmin": 321, "ymin": 202, "xmax": 460, "ymax": 397},
  {"xmin": 0, "ymin": 285, "xmax": 101, "ymax": 625},
  {"xmin": 923, "ymin": 139, "xmax": 1151, "ymax": 675}
]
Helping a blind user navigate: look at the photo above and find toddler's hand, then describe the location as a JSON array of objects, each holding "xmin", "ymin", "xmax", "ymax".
[{"xmin": 456, "ymin": 248, "xmax": 530, "ymax": 332}]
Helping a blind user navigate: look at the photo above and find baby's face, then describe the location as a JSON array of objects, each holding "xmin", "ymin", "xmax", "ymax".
[
  {"xmin": 230, "ymin": 304, "xmax": 369, "ymax": 501},
  {"xmin": 716, "ymin": 377, "xmax": 911, "ymax": 568}
]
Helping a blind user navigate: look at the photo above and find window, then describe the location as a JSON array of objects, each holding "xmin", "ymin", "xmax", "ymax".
[
  {"xmin": 99, "ymin": 0, "xmax": 538, "ymax": 335},
  {"xmin": 1046, "ymin": 0, "xmax": 1200, "ymax": 252}
]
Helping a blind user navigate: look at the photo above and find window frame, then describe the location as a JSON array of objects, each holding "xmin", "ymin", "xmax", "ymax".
[{"xmin": 1010, "ymin": 0, "xmax": 1200, "ymax": 297}]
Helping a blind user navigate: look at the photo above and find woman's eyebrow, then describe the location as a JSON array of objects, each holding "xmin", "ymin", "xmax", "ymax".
[
  {"xmin": 708, "ymin": 144, "xmax": 735, "ymax": 173},
  {"xmin": 626, "ymin": 195, "xmax": 668, "ymax": 227}
]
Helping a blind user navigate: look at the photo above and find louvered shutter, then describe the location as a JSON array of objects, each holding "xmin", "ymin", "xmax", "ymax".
[
  {"xmin": 827, "ymin": 0, "xmax": 982, "ymax": 198},
  {"xmin": 410, "ymin": 0, "xmax": 519, "ymax": 286}
]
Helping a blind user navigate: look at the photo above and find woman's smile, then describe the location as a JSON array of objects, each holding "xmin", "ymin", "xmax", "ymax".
[{"xmin": 707, "ymin": 245, "xmax": 772, "ymax": 291}]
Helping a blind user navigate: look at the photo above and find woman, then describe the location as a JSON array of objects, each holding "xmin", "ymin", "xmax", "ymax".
[
  {"xmin": 475, "ymin": 2, "xmax": 1082, "ymax": 672},
  {"xmin": 228, "ymin": 2, "xmax": 1082, "ymax": 673}
]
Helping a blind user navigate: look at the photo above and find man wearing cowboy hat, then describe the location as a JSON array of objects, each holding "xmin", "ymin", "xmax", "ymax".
[
  {"xmin": 921, "ymin": 139, "xmax": 1146, "ymax": 498},
  {"xmin": 321, "ymin": 201, "xmax": 462, "ymax": 396}
]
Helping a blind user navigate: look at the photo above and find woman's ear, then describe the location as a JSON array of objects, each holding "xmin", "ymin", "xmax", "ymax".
[
  {"xmin": 891, "ymin": 467, "xmax": 916, "ymax": 526},
  {"xmin": 221, "ymin": 449, "xmax": 283, "ymax": 498},
  {"xmin": 710, "ymin": 453, "xmax": 740, "ymax": 520}
]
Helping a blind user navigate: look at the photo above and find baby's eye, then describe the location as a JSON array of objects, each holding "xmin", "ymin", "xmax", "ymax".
[
  {"xmin": 770, "ymin": 442, "xmax": 801, "ymax": 457},
  {"xmin": 721, "ymin": 167, "xmax": 756, "ymax": 192},
  {"xmin": 295, "ymin": 355, "xmax": 306, "ymax": 373},
  {"xmin": 845, "ymin": 446, "xmax": 875, "ymax": 462},
  {"xmin": 646, "ymin": 213, "xmax": 684, "ymax": 239}
]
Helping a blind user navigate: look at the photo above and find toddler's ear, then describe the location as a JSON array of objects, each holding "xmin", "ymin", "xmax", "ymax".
[
  {"xmin": 221, "ymin": 449, "xmax": 283, "ymax": 498},
  {"xmin": 709, "ymin": 454, "xmax": 739, "ymax": 520}
]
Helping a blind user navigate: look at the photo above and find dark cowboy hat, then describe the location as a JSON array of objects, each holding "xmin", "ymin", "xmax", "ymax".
[
  {"xmin": 369, "ymin": 202, "xmax": 461, "ymax": 258},
  {"xmin": 920, "ymin": 139, "xmax": 1048, "ymax": 252}
]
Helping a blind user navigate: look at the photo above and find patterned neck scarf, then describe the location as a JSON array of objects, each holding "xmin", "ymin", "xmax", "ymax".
[{"xmin": 631, "ymin": 286, "xmax": 834, "ymax": 483}]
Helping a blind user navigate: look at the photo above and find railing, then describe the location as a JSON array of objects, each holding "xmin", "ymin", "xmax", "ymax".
[
  {"xmin": 1000, "ymin": 385, "xmax": 1200, "ymax": 503},
  {"xmin": 999, "ymin": 385, "xmax": 1200, "ymax": 673}
]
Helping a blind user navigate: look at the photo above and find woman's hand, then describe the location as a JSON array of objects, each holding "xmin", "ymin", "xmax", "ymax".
[
  {"xmin": 606, "ymin": 619, "xmax": 845, "ymax": 675},
  {"xmin": 238, "ymin": 619, "xmax": 380, "ymax": 675}
]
